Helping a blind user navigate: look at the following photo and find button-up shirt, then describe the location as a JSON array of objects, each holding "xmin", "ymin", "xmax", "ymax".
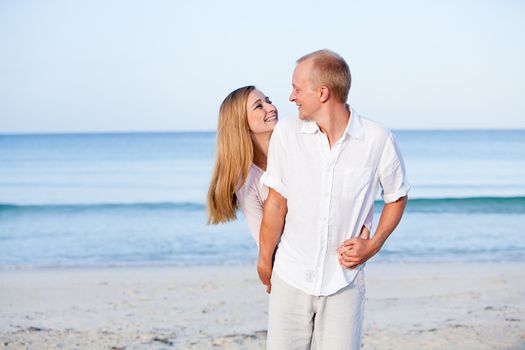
[{"xmin": 261, "ymin": 107, "xmax": 410, "ymax": 296}]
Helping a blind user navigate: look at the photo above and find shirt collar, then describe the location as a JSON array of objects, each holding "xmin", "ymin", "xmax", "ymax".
[
  {"xmin": 300, "ymin": 120, "xmax": 320, "ymax": 134},
  {"xmin": 345, "ymin": 106, "xmax": 364, "ymax": 140},
  {"xmin": 299, "ymin": 105, "xmax": 364, "ymax": 140}
]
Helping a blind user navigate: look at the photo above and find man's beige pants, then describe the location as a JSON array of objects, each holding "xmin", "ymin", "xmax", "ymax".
[{"xmin": 267, "ymin": 270, "xmax": 365, "ymax": 350}]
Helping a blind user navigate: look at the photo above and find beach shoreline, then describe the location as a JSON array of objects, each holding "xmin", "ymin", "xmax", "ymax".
[{"xmin": 1, "ymin": 261, "xmax": 524, "ymax": 349}]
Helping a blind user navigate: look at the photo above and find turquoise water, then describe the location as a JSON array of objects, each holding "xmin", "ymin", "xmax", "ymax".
[{"xmin": 1, "ymin": 129, "xmax": 524, "ymax": 268}]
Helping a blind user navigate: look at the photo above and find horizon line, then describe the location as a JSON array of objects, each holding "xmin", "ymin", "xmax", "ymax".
[{"xmin": 1, "ymin": 127, "xmax": 525, "ymax": 136}]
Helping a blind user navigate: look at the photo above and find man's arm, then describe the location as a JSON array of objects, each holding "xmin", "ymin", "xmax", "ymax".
[
  {"xmin": 338, "ymin": 196, "xmax": 407, "ymax": 268},
  {"xmin": 258, "ymin": 188, "xmax": 287, "ymax": 293}
]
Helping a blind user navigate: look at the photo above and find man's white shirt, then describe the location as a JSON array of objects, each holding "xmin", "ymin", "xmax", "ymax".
[{"xmin": 261, "ymin": 106, "xmax": 410, "ymax": 296}]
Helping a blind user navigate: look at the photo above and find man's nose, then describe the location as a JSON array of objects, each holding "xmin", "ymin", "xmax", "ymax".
[{"xmin": 289, "ymin": 91, "xmax": 295, "ymax": 102}]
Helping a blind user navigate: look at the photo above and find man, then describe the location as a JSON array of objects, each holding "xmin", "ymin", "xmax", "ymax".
[{"xmin": 258, "ymin": 49, "xmax": 409, "ymax": 349}]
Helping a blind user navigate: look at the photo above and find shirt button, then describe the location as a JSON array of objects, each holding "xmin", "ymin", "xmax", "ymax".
[{"xmin": 305, "ymin": 270, "xmax": 314, "ymax": 282}]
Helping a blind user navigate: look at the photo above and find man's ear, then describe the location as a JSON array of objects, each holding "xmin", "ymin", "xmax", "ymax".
[{"xmin": 319, "ymin": 86, "xmax": 329, "ymax": 103}]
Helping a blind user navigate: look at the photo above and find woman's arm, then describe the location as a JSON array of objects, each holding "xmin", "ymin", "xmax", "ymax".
[{"xmin": 257, "ymin": 188, "xmax": 287, "ymax": 293}]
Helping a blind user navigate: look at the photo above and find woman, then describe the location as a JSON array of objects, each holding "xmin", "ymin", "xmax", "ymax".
[
  {"xmin": 207, "ymin": 86, "xmax": 274, "ymax": 241},
  {"xmin": 207, "ymin": 85, "xmax": 371, "ymax": 245}
]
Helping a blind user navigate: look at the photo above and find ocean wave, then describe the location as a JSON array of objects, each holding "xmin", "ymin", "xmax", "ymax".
[
  {"xmin": 404, "ymin": 196, "xmax": 525, "ymax": 214},
  {"xmin": 0, "ymin": 196, "xmax": 524, "ymax": 215},
  {"xmin": 0, "ymin": 201, "xmax": 206, "ymax": 213}
]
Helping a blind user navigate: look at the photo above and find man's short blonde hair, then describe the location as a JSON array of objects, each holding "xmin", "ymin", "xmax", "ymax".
[{"xmin": 297, "ymin": 49, "xmax": 351, "ymax": 103}]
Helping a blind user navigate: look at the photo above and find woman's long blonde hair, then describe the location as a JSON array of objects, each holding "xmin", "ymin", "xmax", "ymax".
[{"xmin": 207, "ymin": 86, "xmax": 255, "ymax": 224}]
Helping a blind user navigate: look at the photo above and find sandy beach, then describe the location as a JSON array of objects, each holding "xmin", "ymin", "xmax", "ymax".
[{"xmin": 1, "ymin": 262, "xmax": 524, "ymax": 349}]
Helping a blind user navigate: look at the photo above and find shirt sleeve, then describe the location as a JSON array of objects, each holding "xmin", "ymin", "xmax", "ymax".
[
  {"xmin": 236, "ymin": 181, "xmax": 263, "ymax": 244},
  {"xmin": 378, "ymin": 132, "xmax": 410, "ymax": 203},
  {"xmin": 260, "ymin": 123, "xmax": 288, "ymax": 199}
]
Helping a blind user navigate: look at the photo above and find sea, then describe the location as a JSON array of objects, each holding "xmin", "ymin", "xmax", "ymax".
[{"xmin": 1, "ymin": 129, "xmax": 524, "ymax": 269}]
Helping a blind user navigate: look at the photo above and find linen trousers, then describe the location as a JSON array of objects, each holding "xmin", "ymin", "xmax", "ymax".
[{"xmin": 267, "ymin": 269, "xmax": 365, "ymax": 350}]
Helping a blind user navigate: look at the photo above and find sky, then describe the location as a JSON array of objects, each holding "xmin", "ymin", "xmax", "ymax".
[{"xmin": 0, "ymin": 0, "xmax": 524, "ymax": 133}]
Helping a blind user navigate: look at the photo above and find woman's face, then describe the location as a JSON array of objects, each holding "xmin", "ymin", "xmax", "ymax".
[{"xmin": 245, "ymin": 89, "xmax": 278, "ymax": 135}]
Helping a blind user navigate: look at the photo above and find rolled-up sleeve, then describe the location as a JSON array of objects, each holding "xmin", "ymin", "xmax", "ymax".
[
  {"xmin": 378, "ymin": 133, "xmax": 410, "ymax": 203},
  {"xmin": 260, "ymin": 123, "xmax": 288, "ymax": 199}
]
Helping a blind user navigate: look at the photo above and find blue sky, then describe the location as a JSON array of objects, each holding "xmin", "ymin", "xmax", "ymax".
[{"xmin": 0, "ymin": 0, "xmax": 524, "ymax": 133}]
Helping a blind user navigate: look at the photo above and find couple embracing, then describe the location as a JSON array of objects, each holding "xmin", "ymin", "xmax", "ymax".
[{"xmin": 208, "ymin": 49, "xmax": 409, "ymax": 350}]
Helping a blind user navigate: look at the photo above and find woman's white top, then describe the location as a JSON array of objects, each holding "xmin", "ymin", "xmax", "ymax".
[{"xmin": 235, "ymin": 164, "xmax": 268, "ymax": 243}]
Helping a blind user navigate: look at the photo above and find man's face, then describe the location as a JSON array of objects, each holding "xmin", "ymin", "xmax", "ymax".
[{"xmin": 289, "ymin": 60, "xmax": 321, "ymax": 121}]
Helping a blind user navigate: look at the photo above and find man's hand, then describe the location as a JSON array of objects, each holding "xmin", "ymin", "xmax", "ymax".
[
  {"xmin": 338, "ymin": 236, "xmax": 380, "ymax": 269},
  {"xmin": 257, "ymin": 256, "xmax": 273, "ymax": 293},
  {"xmin": 338, "ymin": 224, "xmax": 375, "ymax": 268},
  {"xmin": 338, "ymin": 196, "xmax": 408, "ymax": 269},
  {"xmin": 338, "ymin": 225, "xmax": 374, "ymax": 269}
]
